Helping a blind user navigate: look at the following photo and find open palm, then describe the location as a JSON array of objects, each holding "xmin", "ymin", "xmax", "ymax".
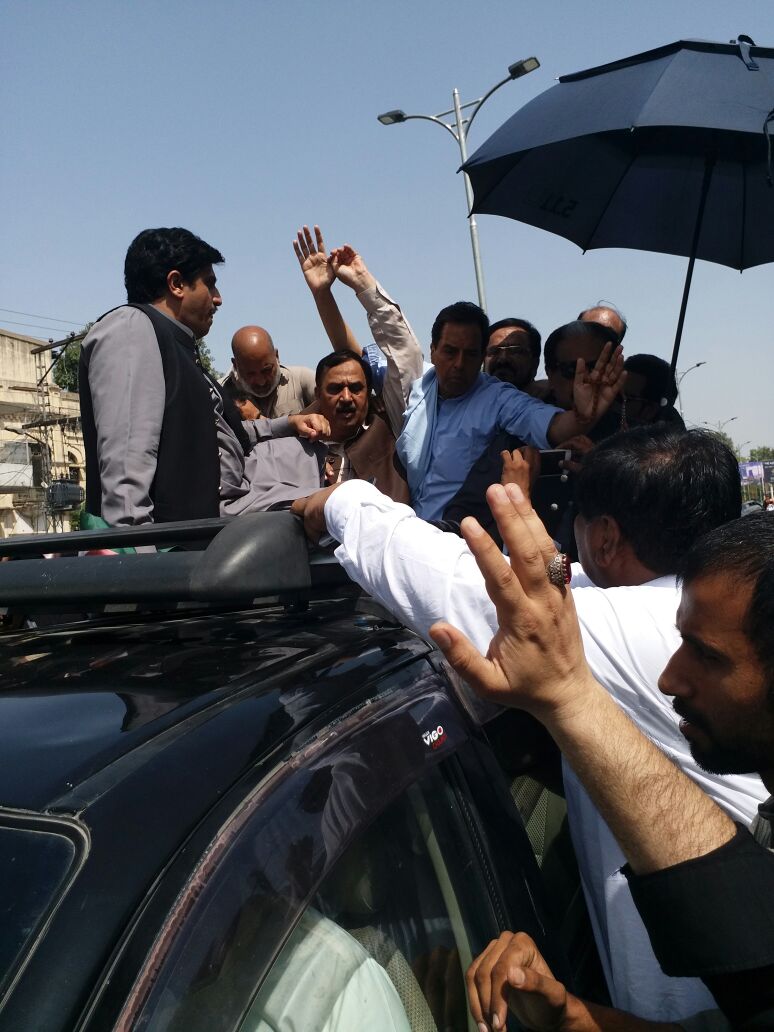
[
  {"xmin": 293, "ymin": 225, "xmax": 334, "ymax": 293},
  {"xmin": 572, "ymin": 342, "xmax": 625, "ymax": 422}
]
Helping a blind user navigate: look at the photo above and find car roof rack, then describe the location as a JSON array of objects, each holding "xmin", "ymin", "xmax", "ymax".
[{"xmin": 0, "ymin": 513, "xmax": 350, "ymax": 608}]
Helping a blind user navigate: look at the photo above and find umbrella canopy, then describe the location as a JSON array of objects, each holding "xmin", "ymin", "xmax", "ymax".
[{"xmin": 462, "ymin": 37, "xmax": 774, "ymax": 367}]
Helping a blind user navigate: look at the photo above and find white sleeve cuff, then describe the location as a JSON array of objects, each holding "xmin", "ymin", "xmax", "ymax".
[{"xmin": 324, "ymin": 479, "xmax": 384, "ymax": 541}]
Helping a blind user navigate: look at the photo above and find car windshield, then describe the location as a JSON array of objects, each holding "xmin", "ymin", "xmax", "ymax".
[{"xmin": 0, "ymin": 816, "xmax": 84, "ymax": 1001}]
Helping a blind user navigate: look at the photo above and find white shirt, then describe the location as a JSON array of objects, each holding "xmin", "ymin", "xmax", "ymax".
[
  {"xmin": 324, "ymin": 480, "xmax": 767, "ymax": 1022},
  {"xmin": 242, "ymin": 908, "xmax": 410, "ymax": 1032}
]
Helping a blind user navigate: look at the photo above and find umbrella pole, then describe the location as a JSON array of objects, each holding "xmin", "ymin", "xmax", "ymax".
[{"xmin": 671, "ymin": 156, "xmax": 715, "ymax": 375}]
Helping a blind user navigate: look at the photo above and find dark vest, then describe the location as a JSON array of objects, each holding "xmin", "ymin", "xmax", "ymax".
[{"xmin": 80, "ymin": 304, "xmax": 248, "ymax": 523}]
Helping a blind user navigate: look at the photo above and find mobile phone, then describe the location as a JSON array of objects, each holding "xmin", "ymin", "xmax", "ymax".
[{"xmin": 539, "ymin": 449, "xmax": 571, "ymax": 477}]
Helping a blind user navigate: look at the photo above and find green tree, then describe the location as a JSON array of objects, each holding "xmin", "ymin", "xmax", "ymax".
[
  {"xmin": 52, "ymin": 324, "xmax": 92, "ymax": 393},
  {"xmin": 750, "ymin": 446, "xmax": 774, "ymax": 461},
  {"xmin": 52, "ymin": 325, "xmax": 222, "ymax": 389},
  {"xmin": 195, "ymin": 338, "xmax": 222, "ymax": 379}
]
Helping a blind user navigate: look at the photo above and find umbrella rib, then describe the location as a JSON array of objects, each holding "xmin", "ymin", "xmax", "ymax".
[
  {"xmin": 468, "ymin": 159, "xmax": 517, "ymax": 213},
  {"xmin": 739, "ymin": 160, "xmax": 747, "ymax": 271},
  {"xmin": 582, "ymin": 149, "xmax": 639, "ymax": 250}
]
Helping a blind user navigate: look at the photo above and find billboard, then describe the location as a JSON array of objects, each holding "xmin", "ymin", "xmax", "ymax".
[{"xmin": 740, "ymin": 461, "xmax": 764, "ymax": 485}]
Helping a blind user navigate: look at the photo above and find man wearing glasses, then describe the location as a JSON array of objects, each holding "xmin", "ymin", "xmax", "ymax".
[
  {"xmin": 542, "ymin": 320, "xmax": 623, "ymax": 443},
  {"xmin": 483, "ymin": 317, "xmax": 542, "ymax": 393}
]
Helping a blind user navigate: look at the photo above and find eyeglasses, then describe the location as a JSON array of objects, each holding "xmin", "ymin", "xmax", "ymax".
[
  {"xmin": 550, "ymin": 359, "xmax": 598, "ymax": 380},
  {"xmin": 486, "ymin": 344, "xmax": 533, "ymax": 358}
]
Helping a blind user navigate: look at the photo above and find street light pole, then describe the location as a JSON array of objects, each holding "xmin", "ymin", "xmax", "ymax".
[
  {"xmin": 451, "ymin": 88, "xmax": 487, "ymax": 310},
  {"xmin": 378, "ymin": 57, "xmax": 540, "ymax": 313},
  {"xmin": 676, "ymin": 360, "xmax": 707, "ymax": 417}
]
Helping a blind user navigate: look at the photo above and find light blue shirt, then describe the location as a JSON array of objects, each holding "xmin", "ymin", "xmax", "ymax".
[
  {"xmin": 362, "ymin": 342, "xmax": 388, "ymax": 393},
  {"xmin": 402, "ymin": 372, "xmax": 561, "ymax": 521}
]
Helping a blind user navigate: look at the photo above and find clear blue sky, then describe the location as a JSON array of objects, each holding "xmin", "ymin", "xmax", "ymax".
[{"xmin": 2, "ymin": 0, "xmax": 771, "ymax": 450}]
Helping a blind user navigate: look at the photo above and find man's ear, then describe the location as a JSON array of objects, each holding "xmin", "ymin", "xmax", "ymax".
[
  {"xmin": 594, "ymin": 514, "xmax": 623, "ymax": 569},
  {"xmin": 166, "ymin": 269, "xmax": 185, "ymax": 299}
]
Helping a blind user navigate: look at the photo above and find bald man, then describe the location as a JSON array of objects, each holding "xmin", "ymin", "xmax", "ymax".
[
  {"xmin": 578, "ymin": 303, "xmax": 627, "ymax": 343},
  {"xmin": 222, "ymin": 325, "xmax": 315, "ymax": 418}
]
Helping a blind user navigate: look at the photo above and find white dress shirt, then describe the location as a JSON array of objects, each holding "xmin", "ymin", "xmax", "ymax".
[{"xmin": 324, "ymin": 480, "xmax": 767, "ymax": 1022}]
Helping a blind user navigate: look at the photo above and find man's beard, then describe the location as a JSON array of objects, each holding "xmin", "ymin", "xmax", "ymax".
[
  {"xmin": 250, "ymin": 367, "xmax": 282, "ymax": 398},
  {"xmin": 673, "ymin": 698, "xmax": 772, "ymax": 776}
]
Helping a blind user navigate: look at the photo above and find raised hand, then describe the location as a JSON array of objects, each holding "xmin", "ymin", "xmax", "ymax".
[
  {"xmin": 293, "ymin": 225, "xmax": 335, "ymax": 295},
  {"xmin": 429, "ymin": 482, "xmax": 595, "ymax": 723},
  {"xmin": 571, "ymin": 342, "xmax": 626, "ymax": 425},
  {"xmin": 466, "ymin": 931, "xmax": 568, "ymax": 1032},
  {"xmin": 329, "ymin": 244, "xmax": 377, "ymax": 295}
]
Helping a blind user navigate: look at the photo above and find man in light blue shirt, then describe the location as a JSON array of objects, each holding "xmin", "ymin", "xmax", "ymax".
[{"xmin": 395, "ymin": 301, "xmax": 624, "ymax": 522}]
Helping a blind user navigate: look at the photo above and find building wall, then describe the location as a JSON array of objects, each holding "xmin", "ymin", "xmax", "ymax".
[{"xmin": 0, "ymin": 328, "xmax": 85, "ymax": 535}]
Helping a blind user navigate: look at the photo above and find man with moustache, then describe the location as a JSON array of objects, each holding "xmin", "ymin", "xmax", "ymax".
[{"xmin": 483, "ymin": 317, "xmax": 542, "ymax": 393}]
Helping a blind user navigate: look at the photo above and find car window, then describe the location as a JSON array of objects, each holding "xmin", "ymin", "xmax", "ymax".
[
  {"xmin": 241, "ymin": 770, "xmax": 487, "ymax": 1032},
  {"xmin": 0, "ymin": 814, "xmax": 86, "ymax": 1004},
  {"xmin": 119, "ymin": 684, "xmax": 505, "ymax": 1032}
]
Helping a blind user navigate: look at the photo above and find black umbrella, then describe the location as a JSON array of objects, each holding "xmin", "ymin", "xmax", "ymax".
[{"xmin": 462, "ymin": 36, "xmax": 774, "ymax": 371}]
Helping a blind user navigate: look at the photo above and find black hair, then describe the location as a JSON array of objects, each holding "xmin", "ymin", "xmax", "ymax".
[
  {"xmin": 431, "ymin": 302, "xmax": 489, "ymax": 351},
  {"xmin": 124, "ymin": 228, "xmax": 224, "ymax": 303},
  {"xmin": 678, "ymin": 511, "xmax": 774, "ymax": 691},
  {"xmin": 575, "ymin": 426, "xmax": 742, "ymax": 576},
  {"xmin": 624, "ymin": 354, "xmax": 678, "ymax": 406},
  {"xmin": 578, "ymin": 301, "xmax": 627, "ymax": 342},
  {"xmin": 544, "ymin": 320, "xmax": 619, "ymax": 371},
  {"xmin": 487, "ymin": 317, "xmax": 541, "ymax": 360},
  {"xmin": 314, "ymin": 349, "xmax": 373, "ymax": 392}
]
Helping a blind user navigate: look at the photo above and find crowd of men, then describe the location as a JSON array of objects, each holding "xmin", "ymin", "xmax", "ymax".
[{"xmin": 79, "ymin": 227, "xmax": 773, "ymax": 1030}]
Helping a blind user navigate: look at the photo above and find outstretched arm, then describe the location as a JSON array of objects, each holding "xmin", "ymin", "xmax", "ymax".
[
  {"xmin": 293, "ymin": 225, "xmax": 362, "ymax": 354},
  {"xmin": 331, "ymin": 244, "xmax": 423, "ymax": 436},
  {"xmin": 429, "ymin": 482, "xmax": 734, "ymax": 876}
]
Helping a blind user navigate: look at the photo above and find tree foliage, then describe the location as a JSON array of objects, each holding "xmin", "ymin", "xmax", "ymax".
[
  {"xmin": 51, "ymin": 324, "xmax": 222, "ymax": 391},
  {"xmin": 749, "ymin": 446, "xmax": 774, "ymax": 462},
  {"xmin": 52, "ymin": 324, "xmax": 92, "ymax": 393},
  {"xmin": 195, "ymin": 338, "xmax": 222, "ymax": 379}
]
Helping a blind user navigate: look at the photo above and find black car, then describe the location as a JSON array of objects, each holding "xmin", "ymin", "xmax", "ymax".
[{"xmin": 0, "ymin": 514, "xmax": 603, "ymax": 1031}]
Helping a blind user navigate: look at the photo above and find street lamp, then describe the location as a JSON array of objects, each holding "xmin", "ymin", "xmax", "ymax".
[
  {"xmin": 676, "ymin": 360, "xmax": 706, "ymax": 417},
  {"xmin": 377, "ymin": 56, "xmax": 541, "ymax": 312},
  {"xmin": 703, "ymin": 416, "xmax": 738, "ymax": 432}
]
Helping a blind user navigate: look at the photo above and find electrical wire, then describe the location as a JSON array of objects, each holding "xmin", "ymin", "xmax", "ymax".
[
  {"xmin": 0, "ymin": 318, "xmax": 84, "ymax": 336},
  {"xmin": 0, "ymin": 307, "xmax": 84, "ymax": 326}
]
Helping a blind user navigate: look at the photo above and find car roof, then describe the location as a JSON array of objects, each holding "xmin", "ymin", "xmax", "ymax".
[
  {"xmin": 0, "ymin": 596, "xmax": 431, "ymax": 814},
  {"xmin": 0, "ymin": 514, "xmax": 468, "ymax": 1031},
  {"xmin": 0, "ymin": 513, "xmax": 440, "ymax": 811}
]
